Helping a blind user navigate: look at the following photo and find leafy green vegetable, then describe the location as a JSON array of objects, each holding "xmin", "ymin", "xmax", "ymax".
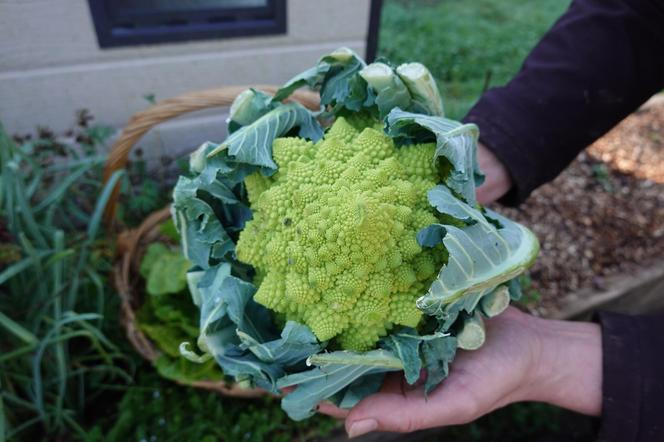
[
  {"xmin": 396, "ymin": 62, "xmax": 446, "ymax": 117},
  {"xmin": 159, "ymin": 218, "xmax": 180, "ymax": 242},
  {"xmin": 183, "ymin": 264, "xmax": 321, "ymax": 393},
  {"xmin": 273, "ymin": 47, "xmax": 367, "ymax": 112},
  {"xmin": 416, "ymin": 185, "xmax": 539, "ymax": 319},
  {"xmin": 140, "ymin": 243, "xmax": 190, "ymax": 296},
  {"xmin": 137, "ymin": 291, "xmax": 207, "ymax": 377},
  {"xmin": 208, "ymin": 102, "xmax": 324, "ymax": 171},
  {"xmin": 228, "ymin": 88, "xmax": 279, "ymax": 132},
  {"xmin": 279, "ymin": 364, "xmax": 391, "ymax": 420},
  {"xmin": 153, "ymin": 355, "xmax": 223, "ymax": 384},
  {"xmin": 359, "ymin": 62, "xmax": 412, "ymax": 117},
  {"xmin": 138, "ymin": 237, "xmax": 223, "ymax": 384},
  {"xmin": 171, "ymin": 47, "xmax": 540, "ymax": 421},
  {"xmin": 359, "ymin": 61, "xmax": 447, "ymax": 119}
]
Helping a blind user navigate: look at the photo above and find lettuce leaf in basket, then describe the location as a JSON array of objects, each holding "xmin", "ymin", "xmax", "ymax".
[
  {"xmin": 137, "ymin": 238, "xmax": 224, "ymax": 384},
  {"xmin": 140, "ymin": 243, "xmax": 190, "ymax": 296},
  {"xmin": 171, "ymin": 47, "xmax": 540, "ymax": 420},
  {"xmin": 137, "ymin": 286, "xmax": 224, "ymax": 384}
]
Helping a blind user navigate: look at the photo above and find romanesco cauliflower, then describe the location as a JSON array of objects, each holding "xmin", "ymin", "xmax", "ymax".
[{"xmin": 236, "ymin": 115, "xmax": 446, "ymax": 351}]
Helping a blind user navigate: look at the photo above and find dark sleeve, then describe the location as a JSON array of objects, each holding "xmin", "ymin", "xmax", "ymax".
[
  {"xmin": 595, "ymin": 311, "xmax": 664, "ymax": 442},
  {"xmin": 463, "ymin": 0, "xmax": 664, "ymax": 205}
]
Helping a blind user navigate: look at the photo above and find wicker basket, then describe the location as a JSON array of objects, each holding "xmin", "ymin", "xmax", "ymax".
[{"xmin": 105, "ymin": 85, "xmax": 320, "ymax": 397}]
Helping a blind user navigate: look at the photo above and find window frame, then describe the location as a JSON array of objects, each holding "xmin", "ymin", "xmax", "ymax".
[{"xmin": 88, "ymin": 0, "xmax": 287, "ymax": 48}]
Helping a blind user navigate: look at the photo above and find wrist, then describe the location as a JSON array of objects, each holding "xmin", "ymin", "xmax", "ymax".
[
  {"xmin": 521, "ymin": 316, "xmax": 602, "ymax": 416},
  {"xmin": 476, "ymin": 142, "xmax": 513, "ymax": 204}
]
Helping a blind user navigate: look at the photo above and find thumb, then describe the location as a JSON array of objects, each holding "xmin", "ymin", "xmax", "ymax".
[{"xmin": 345, "ymin": 392, "xmax": 430, "ymax": 437}]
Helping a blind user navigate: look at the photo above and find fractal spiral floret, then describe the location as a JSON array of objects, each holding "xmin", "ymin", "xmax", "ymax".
[{"xmin": 236, "ymin": 116, "xmax": 447, "ymax": 350}]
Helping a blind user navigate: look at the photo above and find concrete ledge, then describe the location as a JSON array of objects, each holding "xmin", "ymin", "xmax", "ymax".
[{"xmin": 0, "ymin": 40, "xmax": 364, "ymax": 134}]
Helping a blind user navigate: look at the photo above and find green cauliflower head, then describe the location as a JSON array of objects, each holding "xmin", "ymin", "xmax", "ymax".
[{"xmin": 236, "ymin": 115, "xmax": 446, "ymax": 351}]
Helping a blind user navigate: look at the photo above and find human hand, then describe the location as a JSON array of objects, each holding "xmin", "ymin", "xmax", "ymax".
[
  {"xmin": 476, "ymin": 142, "xmax": 513, "ymax": 204},
  {"xmin": 319, "ymin": 307, "xmax": 602, "ymax": 438}
]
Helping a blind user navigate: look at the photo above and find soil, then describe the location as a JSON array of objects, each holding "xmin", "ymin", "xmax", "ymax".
[{"xmin": 491, "ymin": 100, "xmax": 664, "ymax": 316}]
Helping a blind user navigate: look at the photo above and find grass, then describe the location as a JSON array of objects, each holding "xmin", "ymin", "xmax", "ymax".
[{"xmin": 378, "ymin": 0, "xmax": 572, "ymax": 120}]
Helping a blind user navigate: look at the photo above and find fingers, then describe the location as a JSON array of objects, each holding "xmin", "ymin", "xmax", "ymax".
[
  {"xmin": 344, "ymin": 369, "xmax": 487, "ymax": 437},
  {"xmin": 317, "ymin": 401, "xmax": 349, "ymax": 419},
  {"xmin": 345, "ymin": 391, "xmax": 430, "ymax": 436},
  {"xmin": 317, "ymin": 372, "xmax": 416, "ymax": 422},
  {"xmin": 343, "ymin": 372, "xmax": 435, "ymax": 437}
]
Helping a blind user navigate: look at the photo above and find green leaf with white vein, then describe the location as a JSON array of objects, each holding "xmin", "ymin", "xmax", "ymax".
[
  {"xmin": 207, "ymin": 102, "xmax": 323, "ymax": 171},
  {"xmin": 272, "ymin": 47, "xmax": 366, "ymax": 108},
  {"xmin": 417, "ymin": 185, "xmax": 539, "ymax": 318},
  {"xmin": 171, "ymin": 191, "xmax": 233, "ymax": 269},
  {"xmin": 228, "ymin": 89, "xmax": 278, "ymax": 131},
  {"xmin": 279, "ymin": 364, "xmax": 394, "ymax": 420},
  {"xmin": 237, "ymin": 321, "xmax": 320, "ymax": 367},
  {"xmin": 278, "ymin": 350, "xmax": 402, "ymax": 421}
]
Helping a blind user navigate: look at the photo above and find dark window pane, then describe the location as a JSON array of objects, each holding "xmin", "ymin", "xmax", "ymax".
[
  {"xmin": 88, "ymin": 0, "xmax": 286, "ymax": 47},
  {"xmin": 112, "ymin": 0, "xmax": 268, "ymax": 16}
]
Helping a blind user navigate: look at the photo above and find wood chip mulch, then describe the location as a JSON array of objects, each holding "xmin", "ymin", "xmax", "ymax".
[{"xmin": 492, "ymin": 101, "xmax": 664, "ymax": 316}]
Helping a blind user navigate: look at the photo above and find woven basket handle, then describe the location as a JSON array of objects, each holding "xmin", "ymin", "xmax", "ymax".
[{"xmin": 102, "ymin": 85, "xmax": 320, "ymax": 226}]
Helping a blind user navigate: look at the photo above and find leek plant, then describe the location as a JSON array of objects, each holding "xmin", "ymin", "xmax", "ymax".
[{"xmin": 0, "ymin": 124, "xmax": 131, "ymax": 441}]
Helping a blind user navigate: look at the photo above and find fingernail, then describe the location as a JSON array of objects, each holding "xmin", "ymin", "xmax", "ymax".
[{"xmin": 347, "ymin": 419, "xmax": 378, "ymax": 438}]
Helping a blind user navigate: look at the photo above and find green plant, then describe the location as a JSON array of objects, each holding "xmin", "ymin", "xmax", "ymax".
[
  {"xmin": 590, "ymin": 162, "xmax": 614, "ymax": 192},
  {"xmin": 117, "ymin": 148, "xmax": 172, "ymax": 227},
  {"xmin": 137, "ymin": 240, "xmax": 225, "ymax": 384},
  {"xmin": 87, "ymin": 370, "xmax": 338, "ymax": 442},
  {"xmin": 0, "ymin": 122, "xmax": 132, "ymax": 441},
  {"xmin": 516, "ymin": 272, "xmax": 542, "ymax": 306},
  {"xmin": 172, "ymin": 49, "xmax": 539, "ymax": 421}
]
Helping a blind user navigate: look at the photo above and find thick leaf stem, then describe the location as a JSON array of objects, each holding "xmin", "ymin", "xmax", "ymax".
[
  {"xmin": 480, "ymin": 286, "xmax": 511, "ymax": 318},
  {"xmin": 457, "ymin": 312, "xmax": 486, "ymax": 350}
]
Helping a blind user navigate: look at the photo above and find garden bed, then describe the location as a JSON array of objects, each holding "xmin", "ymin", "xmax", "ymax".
[{"xmin": 494, "ymin": 98, "xmax": 664, "ymax": 318}]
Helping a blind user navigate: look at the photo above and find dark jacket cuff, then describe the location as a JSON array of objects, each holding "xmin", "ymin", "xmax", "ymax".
[{"xmin": 594, "ymin": 311, "xmax": 664, "ymax": 442}]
